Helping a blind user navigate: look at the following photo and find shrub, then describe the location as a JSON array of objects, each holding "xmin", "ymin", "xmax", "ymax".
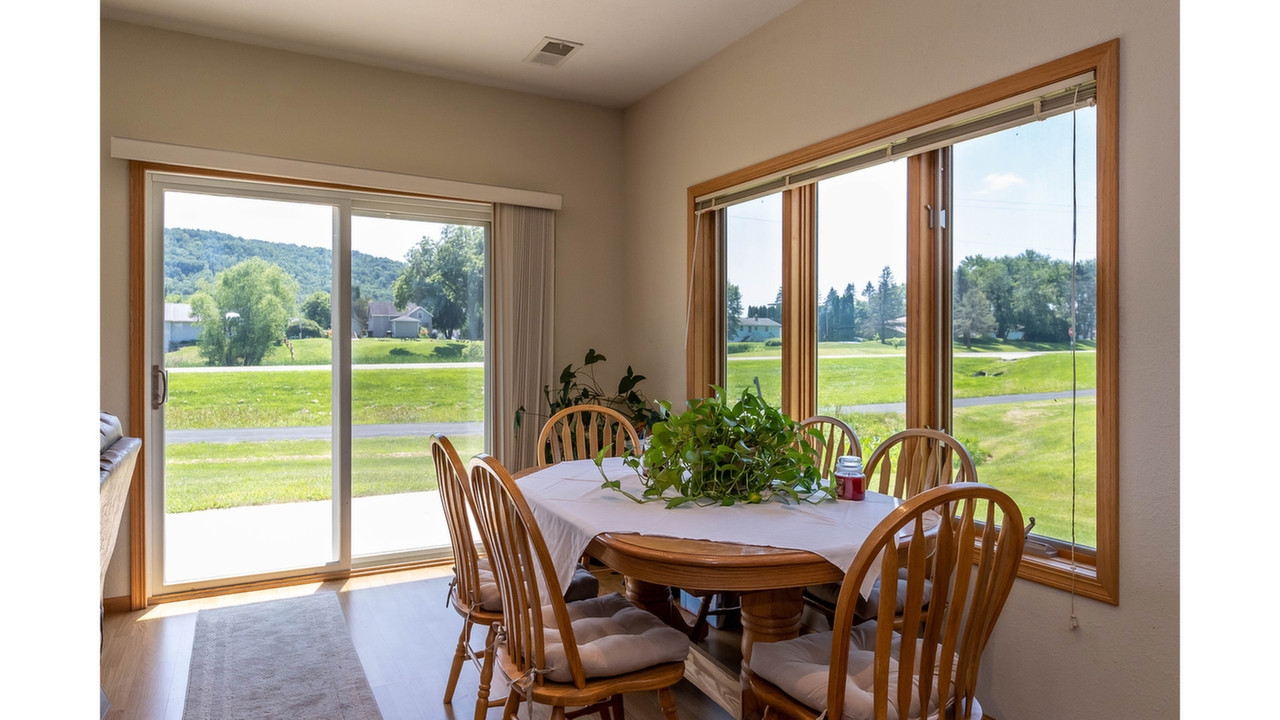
[
  {"xmin": 765, "ymin": 338, "xmax": 782, "ymax": 347},
  {"xmin": 286, "ymin": 318, "xmax": 324, "ymax": 339},
  {"xmin": 726, "ymin": 342, "xmax": 753, "ymax": 354}
]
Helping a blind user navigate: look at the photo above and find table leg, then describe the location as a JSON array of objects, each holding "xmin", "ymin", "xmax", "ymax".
[
  {"xmin": 739, "ymin": 587, "xmax": 804, "ymax": 720},
  {"xmin": 624, "ymin": 578, "xmax": 694, "ymax": 635}
]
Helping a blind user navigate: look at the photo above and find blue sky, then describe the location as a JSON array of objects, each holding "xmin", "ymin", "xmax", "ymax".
[{"xmin": 725, "ymin": 107, "xmax": 1097, "ymax": 309}]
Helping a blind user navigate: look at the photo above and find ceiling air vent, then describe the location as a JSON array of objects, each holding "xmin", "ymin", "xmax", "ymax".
[{"xmin": 524, "ymin": 37, "xmax": 582, "ymax": 69}]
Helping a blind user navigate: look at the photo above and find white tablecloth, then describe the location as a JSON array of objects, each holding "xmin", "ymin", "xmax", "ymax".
[{"xmin": 518, "ymin": 458, "xmax": 910, "ymax": 599}]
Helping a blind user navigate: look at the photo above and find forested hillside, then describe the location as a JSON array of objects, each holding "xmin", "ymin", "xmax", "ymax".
[{"xmin": 164, "ymin": 228, "xmax": 403, "ymax": 302}]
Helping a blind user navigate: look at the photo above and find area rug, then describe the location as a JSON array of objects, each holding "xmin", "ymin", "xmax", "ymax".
[{"xmin": 182, "ymin": 593, "xmax": 383, "ymax": 720}]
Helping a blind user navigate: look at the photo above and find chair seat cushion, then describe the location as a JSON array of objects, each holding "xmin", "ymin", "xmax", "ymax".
[
  {"xmin": 750, "ymin": 622, "xmax": 979, "ymax": 720},
  {"xmin": 541, "ymin": 592, "xmax": 690, "ymax": 683},
  {"xmin": 473, "ymin": 558, "xmax": 599, "ymax": 612},
  {"xmin": 805, "ymin": 568, "xmax": 934, "ymax": 617}
]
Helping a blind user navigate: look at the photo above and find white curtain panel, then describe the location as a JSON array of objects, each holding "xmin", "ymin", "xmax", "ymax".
[{"xmin": 491, "ymin": 203, "xmax": 556, "ymax": 471}]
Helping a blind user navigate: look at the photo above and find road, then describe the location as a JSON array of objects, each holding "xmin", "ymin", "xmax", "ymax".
[{"xmin": 165, "ymin": 390, "xmax": 1095, "ymax": 443}]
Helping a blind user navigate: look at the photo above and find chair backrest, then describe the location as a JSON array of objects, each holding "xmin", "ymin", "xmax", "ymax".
[
  {"xmin": 467, "ymin": 454, "xmax": 587, "ymax": 689},
  {"xmin": 800, "ymin": 415, "xmax": 862, "ymax": 478},
  {"xmin": 431, "ymin": 434, "xmax": 485, "ymax": 611},
  {"xmin": 865, "ymin": 428, "xmax": 977, "ymax": 500},
  {"xmin": 536, "ymin": 404, "xmax": 641, "ymax": 467},
  {"xmin": 828, "ymin": 483, "xmax": 1025, "ymax": 720}
]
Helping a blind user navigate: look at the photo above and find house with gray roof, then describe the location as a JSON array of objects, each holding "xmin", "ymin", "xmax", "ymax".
[{"xmin": 367, "ymin": 301, "xmax": 432, "ymax": 338}]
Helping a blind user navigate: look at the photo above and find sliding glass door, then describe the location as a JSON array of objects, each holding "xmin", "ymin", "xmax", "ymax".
[
  {"xmin": 148, "ymin": 173, "xmax": 491, "ymax": 594},
  {"xmin": 349, "ymin": 206, "xmax": 489, "ymax": 561}
]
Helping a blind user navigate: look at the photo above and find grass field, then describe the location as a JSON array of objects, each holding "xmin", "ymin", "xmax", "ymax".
[
  {"xmin": 166, "ymin": 353, "xmax": 1092, "ymax": 430},
  {"xmin": 726, "ymin": 352, "xmax": 1097, "ymax": 409},
  {"xmin": 164, "ymin": 434, "xmax": 485, "ymax": 513},
  {"xmin": 166, "ymin": 366, "xmax": 484, "ymax": 429},
  {"xmin": 163, "ymin": 346, "xmax": 1096, "ymax": 546},
  {"xmin": 726, "ymin": 338, "xmax": 1097, "ymax": 359},
  {"xmin": 165, "ymin": 338, "xmax": 484, "ymax": 367},
  {"xmin": 821, "ymin": 399, "xmax": 1097, "ymax": 547}
]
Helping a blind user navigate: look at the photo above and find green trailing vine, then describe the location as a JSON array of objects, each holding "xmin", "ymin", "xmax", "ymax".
[{"xmin": 593, "ymin": 385, "xmax": 836, "ymax": 508}]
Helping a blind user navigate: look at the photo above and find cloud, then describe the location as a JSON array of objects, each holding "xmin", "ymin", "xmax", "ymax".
[{"xmin": 980, "ymin": 172, "xmax": 1026, "ymax": 193}]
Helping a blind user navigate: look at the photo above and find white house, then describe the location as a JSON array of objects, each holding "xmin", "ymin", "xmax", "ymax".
[
  {"xmin": 731, "ymin": 317, "xmax": 781, "ymax": 342},
  {"xmin": 163, "ymin": 302, "xmax": 200, "ymax": 351}
]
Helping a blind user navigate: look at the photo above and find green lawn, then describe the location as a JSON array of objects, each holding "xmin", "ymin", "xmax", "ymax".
[
  {"xmin": 165, "ymin": 338, "xmax": 484, "ymax": 367},
  {"xmin": 163, "ymin": 348, "xmax": 1096, "ymax": 547},
  {"xmin": 166, "ymin": 367, "xmax": 484, "ymax": 429},
  {"xmin": 819, "ymin": 400, "xmax": 1096, "ymax": 547},
  {"xmin": 165, "ymin": 353, "xmax": 1091, "ymax": 430},
  {"xmin": 164, "ymin": 435, "xmax": 485, "ymax": 513},
  {"xmin": 727, "ymin": 352, "xmax": 1096, "ymax": 410},
  {"xmin": 950, "ymin": 398, "xmax": 1097, "ymax": 546},
  {"xmin": 725, "ymin": 338, "xmax": 1096, "ymax": 359}
]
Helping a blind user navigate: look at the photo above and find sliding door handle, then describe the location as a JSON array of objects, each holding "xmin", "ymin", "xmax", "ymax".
[{"xmin": 152, "ymin": 365, "xmax": 169, "ymax": 409}]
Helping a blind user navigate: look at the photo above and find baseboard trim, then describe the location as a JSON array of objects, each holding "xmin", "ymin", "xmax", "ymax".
[{"xmin": 102, "ymin": 595, "xmax": 131, "ymax": 614}]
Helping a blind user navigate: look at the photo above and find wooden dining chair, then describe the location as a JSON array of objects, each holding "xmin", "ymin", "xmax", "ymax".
[
  {"xmin": 467, "ymin": 453, "xmax": 691, "ymax": 720},
  {"xmin": 866, "ymin": 428, "xmax": 978, "ymax": 500},
  {"xmin": 804, "ymin": 428, "xmax": 978, "ymax": 626},
  {"xmin": 537, "ymin": 404, "xmax": 642, "ymax": 467},
  {"xmin": 431, "ymin": 435, "xmax": 599, "ymax": 720},
  {"xmin": 746, "ymin": 483, "xmax": 1025, "ymax": 720},
  {"xmin": 800, "ymin": 415, "xmax": 862, "ymax": 478}
]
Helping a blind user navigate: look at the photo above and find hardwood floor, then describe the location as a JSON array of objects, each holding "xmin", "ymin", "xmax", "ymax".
[{"xmin": 100, "ymin": 565, "xmax": 736, "ymax": 720}]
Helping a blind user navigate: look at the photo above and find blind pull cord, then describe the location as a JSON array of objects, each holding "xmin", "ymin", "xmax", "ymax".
[{"xmin": 683, "ymin": 211, "xmax": 704, "ymax": 351}]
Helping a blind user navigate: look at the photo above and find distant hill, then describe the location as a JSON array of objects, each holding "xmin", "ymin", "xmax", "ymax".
[{"xmin": 164, "ymin": 228, "xmax": 404, "ymax": 302}]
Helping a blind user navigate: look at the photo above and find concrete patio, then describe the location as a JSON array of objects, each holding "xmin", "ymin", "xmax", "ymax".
[{"xmin": 164, "ymin": 490, "xmax": 455, "ymax": 583}]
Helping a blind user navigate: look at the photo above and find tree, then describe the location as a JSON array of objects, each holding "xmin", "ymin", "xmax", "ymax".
[
  {"xmin": 392, "ymin": 225, "xmax": 485, "ymax": 339},
  {"xmin": 301, "ymin": 291, "xmax": 331, "ymax": 329},
  {"xmin": 859, "ymin": 267, "xmax": 905, "ymax": 343},
  {"xmin": 352, "ymin": 286, "xmax": 370, "ymax": 336},
  {"xmin": 953, "ymin": 288, "xmax": 996, "ymax": 349},
  {"xmin": 726, "ymin": 283, "xmax": 744, "ymax": 339},
  {"xmin": 189, "ymin": 258, "xmax": 298, "ymax": 366}
]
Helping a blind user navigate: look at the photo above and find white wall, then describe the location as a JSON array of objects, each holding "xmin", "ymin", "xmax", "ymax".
[
  {"xmin": 620, "ymin": 0, "xmax": 1178, "ymax": 717},
  {"xmin": 100, "ymin": 19, "xmax": 629, "ymax": 598}
]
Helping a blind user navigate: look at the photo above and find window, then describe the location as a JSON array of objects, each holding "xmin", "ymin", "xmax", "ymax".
[
  {"xmin": 950, "ymin": 108, "xmax": 1098, "ymax": 548},
  {"xmin": 816, "ymin": 161, "xmax": 908, "ymax": 443},
  {"xmin": 686, "ymin": 41, "xmax": 1119, "ymax": 603},
  {"xmin": 725, "ymin": 193, "xmax": 783, "ymax": 404}
]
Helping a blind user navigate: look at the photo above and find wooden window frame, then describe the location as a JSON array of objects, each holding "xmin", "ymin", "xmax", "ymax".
[{"xmin": 685, "ymin": 40, "xmax": 1119, "ymax": 604}]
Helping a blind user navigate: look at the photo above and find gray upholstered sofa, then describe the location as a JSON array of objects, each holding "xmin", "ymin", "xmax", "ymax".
[{"xmin": 100, "ymin": 412, "xmax": 139, "ymax": 720}]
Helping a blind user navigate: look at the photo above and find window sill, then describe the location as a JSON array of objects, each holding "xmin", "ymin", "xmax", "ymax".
[{"xmin": 1016, "ymin": 551, "xmax": 1118, "ymax": 605}]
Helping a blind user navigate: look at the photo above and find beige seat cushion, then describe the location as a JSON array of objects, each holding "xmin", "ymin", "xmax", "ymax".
[
  {"xmin": 750, "ymin": 622, "xmax": 980, "ymax": 720},
  {"xmin": 473, "ymin": 558, "xmax": 599, "ymax": 612},
  {"xmin": 541, "ymin": 592, "xmax": 690, "ymax": 683},
  {"xmin": 806, "ymin": 569, "xmax": 934, "ymax": 618}
]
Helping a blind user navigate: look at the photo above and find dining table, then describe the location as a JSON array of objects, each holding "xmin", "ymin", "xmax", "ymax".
[{"xmin": 512, "ymin": 457, "xmax": 930, "ymax": 720}]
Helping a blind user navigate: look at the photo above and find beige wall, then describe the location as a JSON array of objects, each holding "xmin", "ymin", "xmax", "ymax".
[
  {"xmin": 100, "ymin": 19, "xmax": 628, "ymax": 597},
  {"xmin": 620, "ymin": 0, "xmax": 1178, "ymax": 717}
]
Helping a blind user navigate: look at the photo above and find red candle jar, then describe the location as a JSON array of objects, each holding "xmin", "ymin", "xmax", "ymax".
[{"xmin": 834, "ymin": 456, "xmax": 865, "ymax": 501}]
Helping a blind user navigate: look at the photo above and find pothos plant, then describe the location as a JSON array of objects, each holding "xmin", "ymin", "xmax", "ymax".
[
  {"xmin": 594, "ymin": 386, "xmax": 836, "ymax": 508},
  {"xmin": 513, "ymin": 348, "xmax": 663, "ymax": 439}
]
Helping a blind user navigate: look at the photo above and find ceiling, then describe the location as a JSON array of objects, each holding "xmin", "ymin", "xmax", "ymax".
[{"xmin": 100, "ymin": 0, "xmax": 805, "ymax": 108}]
